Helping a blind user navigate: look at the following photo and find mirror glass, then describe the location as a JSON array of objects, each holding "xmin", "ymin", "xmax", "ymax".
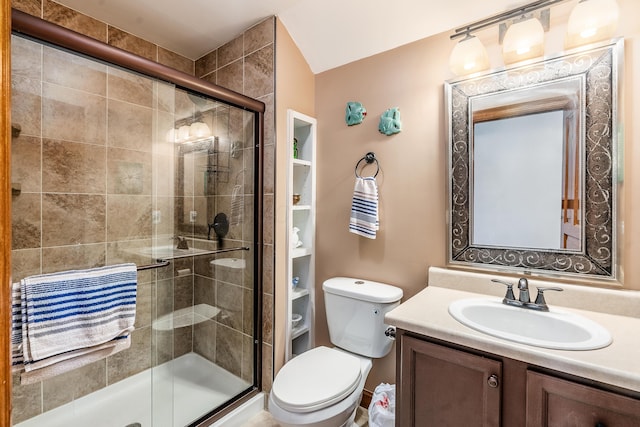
[
  {"xmin": 174, "ymin": 90, "xmax": 241, "ymax": 240},
  {"xmin": 471, "ymin": 77, "xmax": 582, "ymax": 250},
  {"xmin": 446, "ymin": 40, "xmax": 623, "ymax": 280}
]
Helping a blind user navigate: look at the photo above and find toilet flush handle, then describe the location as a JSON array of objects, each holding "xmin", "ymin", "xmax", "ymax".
[{"xmin": 385, "ymin": 326, "xmax": 396, "ymax": 339}]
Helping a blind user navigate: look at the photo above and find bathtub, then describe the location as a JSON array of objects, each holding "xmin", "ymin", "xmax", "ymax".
[{"xmin": 15, "ymin": 352, "xmax": 252, "ymax": 427}]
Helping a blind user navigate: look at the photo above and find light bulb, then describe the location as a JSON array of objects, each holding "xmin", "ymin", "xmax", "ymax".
[
  {"xmin": 502, "ymin": 16, "xmax": 545, "ymax": 65},
  {"xmin": 566, "ymin": 0, "xmax": 619, "ymax": 49},
  {"xmin": 177, "ymin": 125, "xmax": 191, "ymax": 142},
  {"xmin": 189, "ymin": 122, "xmax": 211, "ymax": 139},
  {"xmin": 449, "ymin": 35, "xmax": 490, "ymax": 76}
]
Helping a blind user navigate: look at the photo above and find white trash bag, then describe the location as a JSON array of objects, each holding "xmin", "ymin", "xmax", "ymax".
[{"xmin": 368, "ymin": 383, "xmax": 395, "ymax": 427}]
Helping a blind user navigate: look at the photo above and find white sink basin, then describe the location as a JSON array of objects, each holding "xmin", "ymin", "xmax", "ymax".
[{"xmin": 448, "ymin": 298, "xmax": 612, "ymax": 351}]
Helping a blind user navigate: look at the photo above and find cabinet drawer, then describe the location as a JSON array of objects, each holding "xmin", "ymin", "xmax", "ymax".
[{"xmin": 527, "ymin": 371, "xmax": 640, "ymax": 426}]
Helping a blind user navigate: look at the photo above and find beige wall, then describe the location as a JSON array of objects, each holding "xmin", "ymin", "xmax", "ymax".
[
  {"xmin": 314, "ymin": 0, "xmax": 640, "ymax": 391},
  {"xmin": 274, "ymin": 18, "xmax": 315, "ymax": 376}
]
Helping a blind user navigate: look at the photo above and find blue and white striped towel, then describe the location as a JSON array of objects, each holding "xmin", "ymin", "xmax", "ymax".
[
  {"xmin": 349, "ymin": 176, "xmax": 379, "ymax": 239},
  {"xmin": 12, "ymin": 263, "xmax": 137, "ymax": 373}
]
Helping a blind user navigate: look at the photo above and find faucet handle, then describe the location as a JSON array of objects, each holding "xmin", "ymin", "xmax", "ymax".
[
  {"xmin": 491, "ymin": 279, "xmax": 516, "ymax": 302},
  {"xmin": 534, "ymin": 286, "xmax": 563, "ymax": 305}
]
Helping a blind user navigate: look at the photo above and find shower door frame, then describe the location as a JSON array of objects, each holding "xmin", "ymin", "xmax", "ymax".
[
  {"xmin": 1, "ymin": 1, "xmax": 12, "ymax": 426},
  {"xmin": 5, "ymin": 8, "xmax": 265, "ymax": 426}
]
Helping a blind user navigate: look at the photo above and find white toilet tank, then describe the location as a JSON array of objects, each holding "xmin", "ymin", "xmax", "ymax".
[{"xmin": 323, "ymin": 277, "xmax": 403, "ymax": 358}]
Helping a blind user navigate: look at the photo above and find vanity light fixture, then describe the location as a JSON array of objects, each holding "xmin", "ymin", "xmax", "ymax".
[
  {"xmin": 449, "ymin": 33, "xmax": 490, "ymax": 75},
  {"xmin": 502, "ymin": 15, "xmax": 545, "ymax": 65},
  {"xmin": 177, "ymin": 125, "xmax": 191, "ymax": 143},
  {"xmin": 167, "ymin": 121, "xmax": 213, "ymax": 144},
  {"xmin": 565, "ymin": 0, "xmax": 620, "ymax": 49},
  {"xmin": 448, "ymin": 0, "xmax": 570, "ymax": 76},
  {"xmin": 189, "ymin": 121, "xmax": 212, "ymax": 139}
]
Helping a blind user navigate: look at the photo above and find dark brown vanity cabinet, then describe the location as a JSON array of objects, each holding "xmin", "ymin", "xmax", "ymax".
[
  {"xmin": 396, "ymin": 331, "xmax": 640, "ymax": 427},
  {"xmin": 397, "ymin": 333, "xmax": 503, "ymax": 426},
  {"xmin": 527, "ymin": 371, "xmax": 640, "ymax": 426}
]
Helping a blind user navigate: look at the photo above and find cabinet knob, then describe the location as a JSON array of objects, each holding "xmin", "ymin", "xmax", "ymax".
[{"xmin": 487, "ymin": 374, "xmax": 499, "ymax": 388}]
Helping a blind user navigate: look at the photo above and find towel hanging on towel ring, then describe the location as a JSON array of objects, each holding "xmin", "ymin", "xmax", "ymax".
[{"xmin": 351, "ymin": 152, "xmax": 380, "ymax": 239}]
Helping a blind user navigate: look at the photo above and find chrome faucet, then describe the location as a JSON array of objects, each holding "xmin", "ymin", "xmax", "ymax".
[
  {"xmin": 175, "ymin": 236, "xmax": 189, "ymax": 250},
  {"xmin": 517, "ymin": 277, "xmax": 530, "ymax": 304},
  {"xmin": 491, "ymin": 278, "xmax": 563, "ymax": 311}
]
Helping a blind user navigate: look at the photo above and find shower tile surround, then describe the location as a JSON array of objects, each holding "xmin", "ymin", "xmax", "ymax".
[{"xmin": 10, "ymin": 1, "xmax": 276, "ymax": 425}]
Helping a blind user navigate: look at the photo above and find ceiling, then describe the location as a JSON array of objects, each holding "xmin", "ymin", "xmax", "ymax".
[{"xmin": 55, "ymin": 0, "xmax": 524, "ymax": 74}]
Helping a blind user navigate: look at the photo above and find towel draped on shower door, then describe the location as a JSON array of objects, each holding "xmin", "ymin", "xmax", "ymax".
[{"xmin": 11, "ymin": 263, "xmax": 138, "ymax": 384}]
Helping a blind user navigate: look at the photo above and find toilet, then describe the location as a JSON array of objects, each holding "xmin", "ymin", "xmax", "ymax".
[{"xmin": 268, "ymin": 277, "xmax": 403, "ymax": 427}]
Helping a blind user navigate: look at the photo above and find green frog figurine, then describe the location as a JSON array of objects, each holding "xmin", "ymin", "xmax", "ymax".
[
  {"xmin": 345, "ymin": 101, "xmax": 367, "ymax": 126},
  {"xmin": 378, "ymin": 107, "xmax": 402, "ymax": 136}
]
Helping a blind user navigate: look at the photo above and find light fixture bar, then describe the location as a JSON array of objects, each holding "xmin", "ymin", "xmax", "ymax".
[{"xmin": 450, "ymin": 0, "xmax": 570, "ymax": 40}]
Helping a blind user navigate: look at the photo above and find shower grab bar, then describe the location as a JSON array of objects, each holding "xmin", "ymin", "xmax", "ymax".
[
  {"xmin": 137, "ymin": 260, "xmax": 171, "ymax": 271},
  {"xmin": 211, "ymin": 246, "xmax": 251, "ymax": 254},
  {"xmin": 154, "ymin": 246, "xmax": 251, "ymax": 261}
]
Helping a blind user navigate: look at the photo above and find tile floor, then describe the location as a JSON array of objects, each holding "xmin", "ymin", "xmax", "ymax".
[{"xmin": 242, "ymin": 406, "xmax": 369, "ymax": 426}]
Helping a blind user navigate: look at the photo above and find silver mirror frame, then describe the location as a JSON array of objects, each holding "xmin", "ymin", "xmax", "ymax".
[{"xmin": 445, "ymin": 39, "xmax": 623, "ymax": 281}]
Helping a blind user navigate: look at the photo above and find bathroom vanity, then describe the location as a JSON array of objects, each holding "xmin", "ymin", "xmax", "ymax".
[{"xmin": 386, "ymin": 268, "xmax": 640, "ymax": 426}]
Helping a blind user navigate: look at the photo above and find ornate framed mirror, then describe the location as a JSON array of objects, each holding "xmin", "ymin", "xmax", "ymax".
[{"xmin": 445, "ymin": 39, "xmax": 623, "ymax": 281}]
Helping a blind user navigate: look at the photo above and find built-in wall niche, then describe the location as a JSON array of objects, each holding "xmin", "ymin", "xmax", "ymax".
[
  {"xmin": 292, "ymin": 210, "xmax": 312, "ymax": 257},
  {"xmin": 291, "ymin": 257, "xmax": 311, "ymax": 294},
  {"xmin": 286, "ymin": 110, "xmax": 317, "ymax": 360},
  {"xmin": 292, "ymin": 165, "xmax": 312, "ymax": 206},
  {"xmin": 293, "ymin": 120, "xmax": 313, "ymax": 162}
]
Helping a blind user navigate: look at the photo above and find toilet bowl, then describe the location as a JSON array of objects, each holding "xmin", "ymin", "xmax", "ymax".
[
  {"xmin": 268, "ymin": 277, "xmax": 403, "ymax": 427},
  {"xmin": 268, "ymin": 347, "xmax": 372, "ymax": 427}
]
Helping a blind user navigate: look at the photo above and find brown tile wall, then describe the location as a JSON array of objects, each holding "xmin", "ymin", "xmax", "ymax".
[
  {"xmin": 9, "ymin": 1, "xmax": 276, "ymax": 423},
  {"xmin": 10, "ymin": 33, "xmax": 169, "ymax": 424},
  {"xmin": 11, "ymin": 0, "xmax": 195, "ymax": 74}
]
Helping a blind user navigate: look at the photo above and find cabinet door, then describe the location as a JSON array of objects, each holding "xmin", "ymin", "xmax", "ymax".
[
  {"xmin": 527, "ymin": 371, "xmax": 640, "ymax": 426},
  {"xmin": 398, "ymin": 335, "xmax": 502, "ymax": 427}
]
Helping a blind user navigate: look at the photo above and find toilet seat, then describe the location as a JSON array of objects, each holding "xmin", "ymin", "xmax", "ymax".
[{"xmin": 271, "ymin": 346, "xmax": 362, "ymax": 413}]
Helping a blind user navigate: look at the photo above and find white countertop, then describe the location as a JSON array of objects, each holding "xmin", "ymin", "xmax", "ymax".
[{"xmin": 385, "ymin": 267, "xmax": 640, "ymax": 393}]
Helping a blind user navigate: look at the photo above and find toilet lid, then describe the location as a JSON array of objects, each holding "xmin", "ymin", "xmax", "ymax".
[{"xmin": 272, "ymin": 346, "xmax": 362, "ymax": 413}]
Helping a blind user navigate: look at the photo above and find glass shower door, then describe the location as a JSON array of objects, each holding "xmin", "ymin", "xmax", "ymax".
[
  {"xmin": 149, "ymin": 87, "xmax": 257, "ymax": 426},
  {"xmin": 11, "ymin": 31, "xmax": 258, "ymax": 427}
]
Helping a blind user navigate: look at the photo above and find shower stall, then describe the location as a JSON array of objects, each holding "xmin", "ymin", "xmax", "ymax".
[{"xmin": 10, "ymin": 10, "xmax": 263, "ymax": 427}]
